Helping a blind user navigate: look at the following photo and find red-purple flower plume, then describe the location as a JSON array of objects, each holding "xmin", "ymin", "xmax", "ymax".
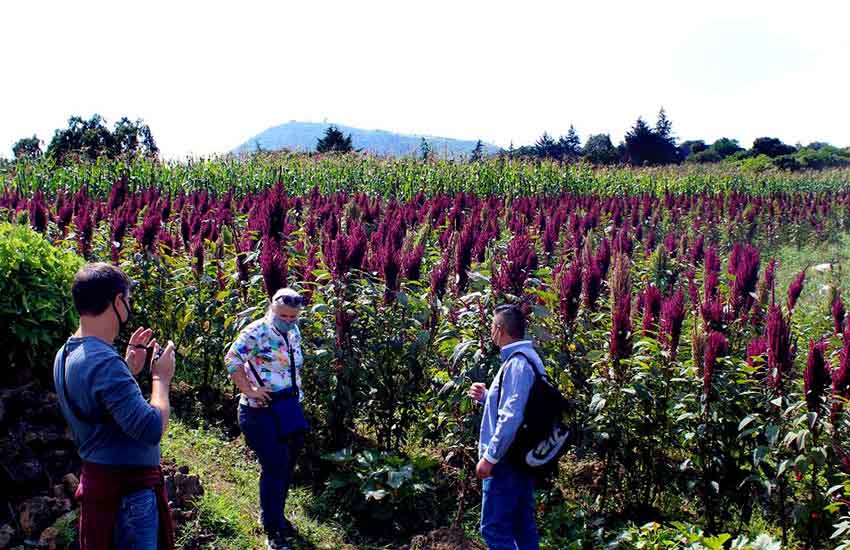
[
  {"xmin": 804, "ymin": 340, "xmax": 830, "ymax": 414},
  {"xmin": 787, "ymin": 269, "xmax": 806, "ymax": 311},
  {"xmin": 703, "ymin": 331, "xmax": 728, "ymax": 401},
  {"xmin": 558, "ymin": 258, "xmax": 583, "ymax": 326},
  {"xmin": 660, "ymin": 290, "xmax": 685, "ymax": 360},
  {"xmin": 260, "ymin": 238, "xmax": 288, "ymax": 298},
  {"xmin": 833, "ymin": 328, "xmax": 850, "ymax": 422},
  {"xmin": 766, "ymin": 304, "xmax": 794, "ymax": 396},
  {"xmin": 730, "ymin": 243, "xmax": 760, "ymax": 319},
  {"xmin": 834, "ymin": 293, "xmax": 846, "ymax": 335},
  {"xmin": 609, "ymin": 254, "xmax": 632, "ymax": 369},
  {"xmin": 640, "ymin": 285, "xmax": 663, "ymax": 336}
]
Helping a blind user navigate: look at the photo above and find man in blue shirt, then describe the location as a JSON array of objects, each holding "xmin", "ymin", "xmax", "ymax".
[
  {"xmin": 54, "ymin": 262, "xmax": 176, "ymax": 549},
  {"xmin": 469, "ymin": 304, "xmax": 540, "ymax": 550}
]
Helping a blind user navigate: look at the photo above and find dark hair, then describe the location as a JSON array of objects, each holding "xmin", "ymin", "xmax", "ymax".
[
  {"xmin": 72, "ymin": 262, "xmax": 132, "ymax": 316},
  {"xmin": 494, "ymin": 304, "xmax": 526, "ymax": 340}
]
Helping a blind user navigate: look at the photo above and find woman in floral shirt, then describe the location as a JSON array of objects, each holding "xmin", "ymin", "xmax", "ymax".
[{"xmin": 225, "ymin": 287, "xmax": 308, "ymax": 550}]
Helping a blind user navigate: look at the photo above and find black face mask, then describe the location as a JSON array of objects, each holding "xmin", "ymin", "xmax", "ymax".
[{"xmin": 112, "ymin": 295, "xmax": 131, "ymax": 332}]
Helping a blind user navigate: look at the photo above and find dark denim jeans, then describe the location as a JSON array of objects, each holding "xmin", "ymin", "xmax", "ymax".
[
  {"xmin": 239, "ymin": 401, "xmax": 306, "ymax": 535},
  {"xmin": 480, "ymin": 462, "xmax": 539, "ymax": 550},
  {"xmin": 113, "ymin": 488, "xmax": 158, "ymax": 549}
]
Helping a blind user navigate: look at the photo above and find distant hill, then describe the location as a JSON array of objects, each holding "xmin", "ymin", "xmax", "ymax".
[{"xmin": 232, "ymin": 121, "xmax": 500, "ymax": 158}]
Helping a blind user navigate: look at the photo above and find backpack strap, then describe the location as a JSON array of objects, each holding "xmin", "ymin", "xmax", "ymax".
[
  {"xmin": 496, "ymin": 350, "xmax": 542, "ymax": 407},
  {"xmin": 59, "ymin": 343, "xmax": 109, "ymax": 425}
]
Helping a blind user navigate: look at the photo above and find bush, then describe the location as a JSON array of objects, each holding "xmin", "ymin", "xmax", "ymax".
[
  {"xmin": 320, "ymin": 448, "xmax": 442, "ymax": 537},
  {"xmin": 0, "ymin": 223, "xmax": 81, "ymax": 385}
]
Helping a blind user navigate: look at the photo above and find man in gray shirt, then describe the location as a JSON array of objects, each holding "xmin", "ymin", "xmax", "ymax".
[{"xmin": 54, "ymin": 262, "xmax": 175, "ymax": 549}]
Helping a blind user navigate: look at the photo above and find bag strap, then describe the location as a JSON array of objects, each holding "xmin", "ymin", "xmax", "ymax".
[
  {"xmin": 281, "ymin": 332, "xmax": 299, "ymax": 394},
  {"xmin": 496, "ymin": 350, "xmax": 541, "ymax": 407},
  {"xmin": 267, "ymin": 325, "xmax": 299, "ymax": 394},
  {"xmin": 59, "ymin": 343, "xmax": 108, "ymax": 425}
]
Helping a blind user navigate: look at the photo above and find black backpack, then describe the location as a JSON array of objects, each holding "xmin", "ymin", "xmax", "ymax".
[{"xmin": 497, "ymin": 351, "xmax": 574, "ymax": 478}]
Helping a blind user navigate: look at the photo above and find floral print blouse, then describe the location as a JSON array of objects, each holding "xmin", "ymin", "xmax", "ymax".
[{"xmin": 225, "ymin": 312, "xmax": 304, "ymax": 407}]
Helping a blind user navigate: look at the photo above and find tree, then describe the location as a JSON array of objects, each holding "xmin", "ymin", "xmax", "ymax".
[
  {"xmin": 711, "ymin": 138, "xmax": 743, "ymax": 159},
  {"xmin": 679, "ymin": 140, "xmax": 707, "ymax": 159},
  {"xmin": 12, "ymin": 135, "xmax": 42, "ymax": 160},
  {"xmin": 558, "ymin": 125, "xmax": 581, "ymax": 158},
  {"xmin": 419, "ymin": 138, "xmax": 432, "ymax": 161},
  {"xmin": 535, "ymin": 132, "xmax": 557, "ymax": 159},
  {"xmin": 46, "ymin": 114, "xmax": 158, "ymax": 162},
  {"xmin": 751, "ymin": 137, "xmax": 796, "ymax": 158},
  {"xmin": 623, "ymin": 117, "xmax": 657, "ymax": 165},
  {"xmin": 655, "ymin": 107, "xmax": 673, "ymax": 141},
  {"xmin": 624, "ymin": 112, "xmax": 679, "ymax": 166},
  {"xmin": 316, "ymin": 125, "xmax": 353, "ymax": 154},
  {"xmin": 470, "ymin": 140, "xmax": 485, "ymax": 162},
  {"xmin": 583, "ymin": 134, "xmax": 619, "ymax": 165}
]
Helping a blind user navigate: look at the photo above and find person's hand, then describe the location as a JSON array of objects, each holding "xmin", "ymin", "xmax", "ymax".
[
  {"xmin": 126, "ymin": 327, "xmax": 155, "ymax": 376},
  {"xmin": 476, "ymin": 457, "xmax": 494, "ymax": 480},
  {"xmin": 243, "ymin": 386, "xmax": 272, "ymax": 406},
  {"xmin": 151, "ymin": 340, "xmax": 176, "ymax": 384},
  {"xmin": 468, "ymin": 383, "xmax": 487, "ymax": 402}
]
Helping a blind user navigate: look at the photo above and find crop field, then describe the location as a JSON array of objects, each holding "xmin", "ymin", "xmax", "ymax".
[{"xmin": 5, "ymin": 156, "xmax": 850, "ymax": 548}]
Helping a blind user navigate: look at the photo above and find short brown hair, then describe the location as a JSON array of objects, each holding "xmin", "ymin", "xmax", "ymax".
[{"xmin": 72, "ymin": 263, "xmax": 131, "ymax": 316}]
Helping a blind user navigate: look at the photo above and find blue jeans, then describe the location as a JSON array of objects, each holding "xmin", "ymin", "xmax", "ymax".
[
  {"xmin": 239, "ymin": 402, "xmax": 305, "ymax": 534},
  {"xmin": 113, "ymin": 488, "xmax": 158, "ymax": 550},
  {"xmin": 480, "ymin": 462, "xmax": 539, "ymax": 550}
]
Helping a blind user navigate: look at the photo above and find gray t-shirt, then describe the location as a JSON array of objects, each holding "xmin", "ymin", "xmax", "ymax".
[{"xmin": 53, "ymin": 336, "xmax": 162, "ymax": 467}]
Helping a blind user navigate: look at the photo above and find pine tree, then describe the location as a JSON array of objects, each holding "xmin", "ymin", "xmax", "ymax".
[
  {"xmin": 558, "ymin": 125, "xmax": 581, "ymax": 158},
  {"xmin": 470, "ymin": 140, "xmax": 484, "ymax": 162},
  {"xmin": 535, "ymin": 132, "xmax": 557, "ymax": 159},
  {"xmin": 316, "ymin": 125, "xmax": 353, "ymax": 154},
  {"xmin": 419, "ymin": 138, "xmax": 432, "ymax": 161}
]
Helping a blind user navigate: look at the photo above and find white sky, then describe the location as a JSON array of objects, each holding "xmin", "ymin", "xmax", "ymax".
[{"xmin": 2, "ymin": 0, "xmax": 849, "ymax": 158}]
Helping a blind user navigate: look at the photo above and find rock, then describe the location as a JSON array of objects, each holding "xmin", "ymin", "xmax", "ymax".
[
  {"xmin": 0, "ymin": 524, "xmax": 14, "ymax": 549},
  {"xmin": 164, "ymin": 475, "xmax": 177, "ymax": 504},
  {"xmin": 11, "ymin": 458, "xmax": 44, "ymax": 486},
  {"xmin": 173, "ymin": 473, "xmax": 203, "ymax": 507},
  {"xmin": 18, "ymin": 496, "xmax": 51, "ymax": 538},
  {"xmin": 39, "ymin": 526, "xmax": 59, "ymax": 550},
  {"xmin": 62, "ymin": 473, "xmax": 79, "ymax": 496}
]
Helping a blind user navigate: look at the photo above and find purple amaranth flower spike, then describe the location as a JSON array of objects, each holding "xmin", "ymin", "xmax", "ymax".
[
  {"xmin": 804, "ymin": 340, "xmax": 830, "ymax": 414},
  {"xmin": 28, "ymin": 192, "xmax": 49, "ymax": 233},
  {"xmin": 430, "ymin": 255, "xmax": 450, "ymax": 298},
  {"xmin": 703, "ymin": 246, "xmax": 721, "ymax": 301},
  {"xmin": 766, "ymin": 304, "xmax": 794, "ymax": 396},
  {"xmin": 660, "ymin": 290, "xmax": 685, "ymax": 360},
  {"xmin": 260, "ymin": 238, "xmax": 288, "ymax": 298},
  {"xmin": 787, "ymin": 269, "xmax": 806, "ymax": 311},
  {"xmin": 730, "ymin": 244, "xmax": 760, "ymax": 320},
  {"xmin": 402, "ymin": 244, "xmax": 425, "ymax": 282},
  {"xmin": 703, "ymin": 331, "xmax": 728, "ymax": 401},
  {"xmin": 558, "ymin": 258, "xmax": 583, "ymax": 326},
  {"xmin": 746, "ymin": 336, "xmax": 768, "ymax": 369},
  {"xmin": 834, "ymin": 293, "xmax": 846, "ymax": 335},
  {"xmin": 833, "ymin": 327, "xmax": 850, "ymax": 422},
  {"xmin": 609, "ymin": 254, "xmax": 632, "ymax": 370},
  {"xmin": 74, "ymin": 204, "xmax": 94, "ymax": 259},
  {"xmin": 134, "ymin": 208, "xmax": 162, "ymax": 253},
  {"xmin": 192, "ymin": 238, "xmax": 205, "ymax": 280},
  {"xmin": 640, "ymin": 285, "xmax": 663, "ymax": 336}
]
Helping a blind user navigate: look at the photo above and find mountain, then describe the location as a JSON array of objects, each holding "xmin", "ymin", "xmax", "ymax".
[{"xmin": 232, "ymin": 121, "xmax": 501, "ymax": 158}]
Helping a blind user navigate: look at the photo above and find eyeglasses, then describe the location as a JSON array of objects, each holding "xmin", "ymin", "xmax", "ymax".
[{"xmin": 274, "ymin": 294, "xmax": 304, "ymax": 308}]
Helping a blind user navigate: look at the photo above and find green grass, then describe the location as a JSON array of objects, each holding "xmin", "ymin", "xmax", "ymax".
[{"xmin": 162, "ymin": 419, "xmax": 356, "ymax": 550}]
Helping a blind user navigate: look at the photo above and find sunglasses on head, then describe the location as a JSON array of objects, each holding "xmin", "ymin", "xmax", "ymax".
[{"xmin": 274, "ymin": 294, "xmax": 304, "ymax": 308}]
